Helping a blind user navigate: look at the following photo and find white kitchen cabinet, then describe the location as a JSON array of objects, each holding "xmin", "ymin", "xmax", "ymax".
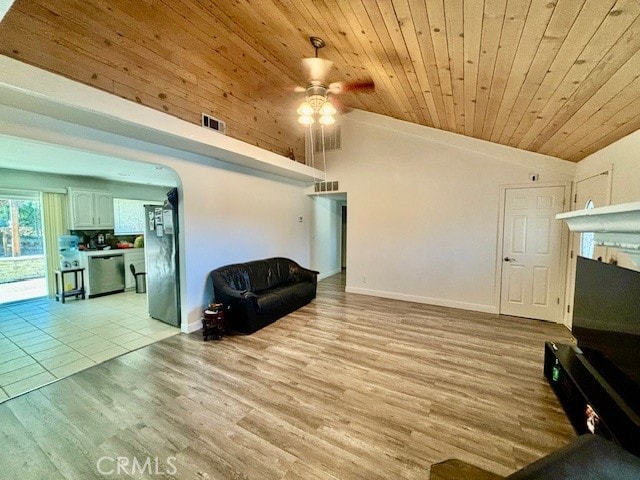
[
  {"xmin": 69, "ymin": 190, "xmax": 94, "ymax": 228},
  {"xmin": 94, "ymin": 192, "xmax": 115, "ymax": 228},
  {"xmin": 68, "ymin": 189, "xmax": 114, "ymax": 229},
  {"xmin": 124, "ymin": 249, "xmax": 146, "ymax": 290}
]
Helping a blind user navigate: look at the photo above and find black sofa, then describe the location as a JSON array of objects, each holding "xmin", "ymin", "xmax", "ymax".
[
  {"xmin": 429, "ymin": 434, "xmax": 640, "ymax": 480},
  {"xmin": 210, "ymin": 257, "xmax": 318, "ymax": 334}
]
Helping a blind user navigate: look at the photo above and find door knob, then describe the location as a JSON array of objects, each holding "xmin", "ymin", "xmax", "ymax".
[{"xmin": 504, "ymin": 257, "xmax": 517, "ymax": 262}]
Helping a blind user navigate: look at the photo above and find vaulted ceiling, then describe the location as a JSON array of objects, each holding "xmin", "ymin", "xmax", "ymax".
[{"xmin": 1, "ymin": 0, "xmax": 639, "ymax": 163}]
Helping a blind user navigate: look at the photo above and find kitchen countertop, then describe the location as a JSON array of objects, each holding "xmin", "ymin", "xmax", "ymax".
[{"xmin": 81, "ymin": 248, "xmax": 144, "ymax": 257}]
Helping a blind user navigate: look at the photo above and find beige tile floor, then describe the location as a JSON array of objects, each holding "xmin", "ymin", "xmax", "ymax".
[{"xmin": 0, "ymin": 291, "xmax": 180, "ymax": 402}]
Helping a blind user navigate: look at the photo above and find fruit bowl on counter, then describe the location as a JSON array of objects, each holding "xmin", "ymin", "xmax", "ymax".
[{"xmin": 116, "ymin": 241, "xmax": 134, "ymax": 249}]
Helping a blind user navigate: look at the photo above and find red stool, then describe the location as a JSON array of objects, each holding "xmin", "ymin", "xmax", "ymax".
[{"xmin": 202, "ymin": 303, "xmax": 225, "ymax": 340}]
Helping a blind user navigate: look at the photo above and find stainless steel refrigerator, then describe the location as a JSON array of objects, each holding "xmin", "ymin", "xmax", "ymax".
[{"xmin": 144, "ymin": 188, "xmax": 180, "ymax": 327}]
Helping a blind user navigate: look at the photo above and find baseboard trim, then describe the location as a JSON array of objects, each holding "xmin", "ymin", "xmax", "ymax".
[
  {"xmin": 345, "ymin": 286, "xmax": 498, "ymax": 314},
  {"xmin": 184, "ymin": 319, "xmax": 202, "ymax": 334},
  {"xmin": 318, "ymin": 268, "xmax": 342, "ymax": 281}
]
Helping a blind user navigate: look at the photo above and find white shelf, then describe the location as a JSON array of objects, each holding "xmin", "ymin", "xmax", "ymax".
[
  {"xmin": 556, "ymin": 201, "xmax": 640, "ymax": 233},
  {"xmin": 556, "ymin": 201, "xmax": 640, "ymax": 267}
]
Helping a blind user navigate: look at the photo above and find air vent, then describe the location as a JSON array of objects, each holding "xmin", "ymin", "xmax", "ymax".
[
  {"xmin": 201, "ymin": 113, "xmax": 226, "ymax": 134},
  {"xmin": 314, "ymin": 181, "xmax": 339, "ymax": 193},
  {"xmin": 312, "ymin": 125, "xmax": 341, "ymax": 153}
]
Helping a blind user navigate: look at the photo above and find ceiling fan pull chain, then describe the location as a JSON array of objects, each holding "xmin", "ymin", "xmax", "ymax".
[
  {"xmin": 308, "ymin": 124, "xmax": 317, "ymax": 181},
  {"xmin": 321, "ymin": 124, "xmax": 327, "ymax": 183}
]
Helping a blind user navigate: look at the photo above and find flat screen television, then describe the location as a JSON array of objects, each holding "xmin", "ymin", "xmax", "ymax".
[{"xmin": 573, "ymin": 256, "xmax": 640, "ymax": 396}]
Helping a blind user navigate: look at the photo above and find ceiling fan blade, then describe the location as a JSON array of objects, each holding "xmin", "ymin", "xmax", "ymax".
[
  {"xmin": 328, "ymin": 79, "xmax": 375, "ymax": 94},
  {"xmin": 329, "ymin": 96, "xmax": 353, "ymax": 114},
  {"xmin": 302, "ymin": 57, "xmax": 333, "ymax": 83},
  {"xmin": 281, "ymin": 85, "xmax": 307, "ymax": 93}
]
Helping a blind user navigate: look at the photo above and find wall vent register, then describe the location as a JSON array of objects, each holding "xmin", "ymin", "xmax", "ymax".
[
  {"xmin": 201, "ymin": 113, "xmax": 226, "ymax": 134},
  {"xmin": 310, "ymin": 125, "xmax": 341, "ymax": 153},
  {"xmin": 314, "ymin": 181, "xmax": 339, "ymax": 193}
]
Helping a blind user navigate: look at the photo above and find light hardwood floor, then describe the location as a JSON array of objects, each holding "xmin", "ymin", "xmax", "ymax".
[{"xmin": 0, "ymin": 273, "xmax": 574, "ymax": 479}]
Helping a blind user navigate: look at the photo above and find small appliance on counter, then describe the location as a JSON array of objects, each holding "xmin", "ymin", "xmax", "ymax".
[
  {"xmin": 94, "ymin": 232, "xmax": 111, "ymax": 250},
  {"xmin": 58, "ymin": 235, "xmax": 80, "ymax": 270},
  {"xmin": 71, "ymin": 229, "xmax": 114, "ymax": 250}
]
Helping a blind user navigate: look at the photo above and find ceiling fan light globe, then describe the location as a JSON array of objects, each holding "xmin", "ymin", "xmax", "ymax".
[
  {"xmin": 298, "ymin": 114, "xmax": 315, "ymax": 125},
  {"xmin": 301, "ymin": 57, "xmax": 333, "ymax": 83},
  {"xmin": 297, "ymin": 101, "xmax": 314, "ymax": 116},
  {"xmin": 319, "ymin": 101, "xmax": 337, "ymax": 116},
  {"xmin": 319, "ymin": 114, "xmax": 335, "ymax": 125}
]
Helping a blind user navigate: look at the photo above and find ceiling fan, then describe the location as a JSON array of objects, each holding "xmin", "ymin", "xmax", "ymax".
[{"xmin": 294, "ymin": 36, "xmax": 374, "ymax": 125}]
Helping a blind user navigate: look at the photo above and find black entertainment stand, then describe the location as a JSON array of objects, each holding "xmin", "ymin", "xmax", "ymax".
[{"xmin": 544, "ymin": 342, "xmax": 640, "ymax": 457}]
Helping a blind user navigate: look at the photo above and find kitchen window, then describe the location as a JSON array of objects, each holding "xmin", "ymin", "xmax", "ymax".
[{"xmin": 113, "ymin": 198, "xmax": 152, "ymax": 235}]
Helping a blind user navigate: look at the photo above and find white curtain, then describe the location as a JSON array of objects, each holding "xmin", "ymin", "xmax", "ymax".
[{"xmin": 42, "ymin": 192, "xmax": 68, "ymax": 297}]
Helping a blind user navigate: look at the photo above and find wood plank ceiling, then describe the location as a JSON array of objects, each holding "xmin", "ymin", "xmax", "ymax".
[{"xmin": 1, "ymin": 0, "xmax": 639, "ymax": 163}]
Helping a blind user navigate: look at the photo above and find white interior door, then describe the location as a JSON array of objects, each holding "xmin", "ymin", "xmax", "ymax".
[{"xmin": 500, "ymin": 186, "xmax": 566, "ymax": 322}]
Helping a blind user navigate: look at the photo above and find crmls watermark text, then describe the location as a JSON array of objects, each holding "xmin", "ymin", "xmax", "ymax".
[{"xmin": 97, "ymin": 456, "xmax": 178, "ymax": 476}]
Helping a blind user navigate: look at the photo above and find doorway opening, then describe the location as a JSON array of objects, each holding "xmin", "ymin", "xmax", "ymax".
[
  {"xmin": 580, "ymin": 200, "xmax": 596, "ymax": 259},
  {"xmin": 341, "ymin": 204, "xmax": 347, "ymax": 271},
  {"xmin": 310, "ymin": 194, "xmax": 346, "ymax": 287},
  {"xmin": 565, "ymin": 170, "xmax": 611, "ymax": 327},
  {"xmin": 0, "ymin": 192, "xmax": 47, "ymax": 304}
]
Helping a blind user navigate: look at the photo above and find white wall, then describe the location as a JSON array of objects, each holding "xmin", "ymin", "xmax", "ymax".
[
  {"xmin": 0, "ymin": 105, "xmax": 312, "ymax": 333},
  {"xmin": 325, "ymin": 110, "xmax": 576, "ymax": 313},
  {"xmin": 170, "ymin": 159, "xmax": 311, "ymax": 326},
  {"xmin": 310, "ymin": 195, "xmax": 342, "ymax": 279},
  {"xmin": 576, "ymin": 129, "xmax": 640, "ymax": 205}
]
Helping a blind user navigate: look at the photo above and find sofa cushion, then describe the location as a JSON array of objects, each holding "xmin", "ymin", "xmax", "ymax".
[
  {"xmin": 507, "ymin": 435, "xmax": 640, "ymax": 480},
  {"xmin": 275, "ymin": 283, "xmax": 316, "ymax": 306},
  {"xmin": 247, "ymin": 261, "xmax": 275, "ymax": 292},
  {"xmin": 244, "ymin": 259, "xmax": 294, "ymax": 293},
  {"xmin": 217, "ymin": 265, "xmax": 252, "ymax": 292},
  {"xmin": 256, "ymin": 291, "xmax": 284, "ymax": 314}
]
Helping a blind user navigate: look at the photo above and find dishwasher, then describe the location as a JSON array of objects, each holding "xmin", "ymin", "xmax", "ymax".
[{"xmin": 87, "ymin": 253, "xmax": 125, "ymax": 297}]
